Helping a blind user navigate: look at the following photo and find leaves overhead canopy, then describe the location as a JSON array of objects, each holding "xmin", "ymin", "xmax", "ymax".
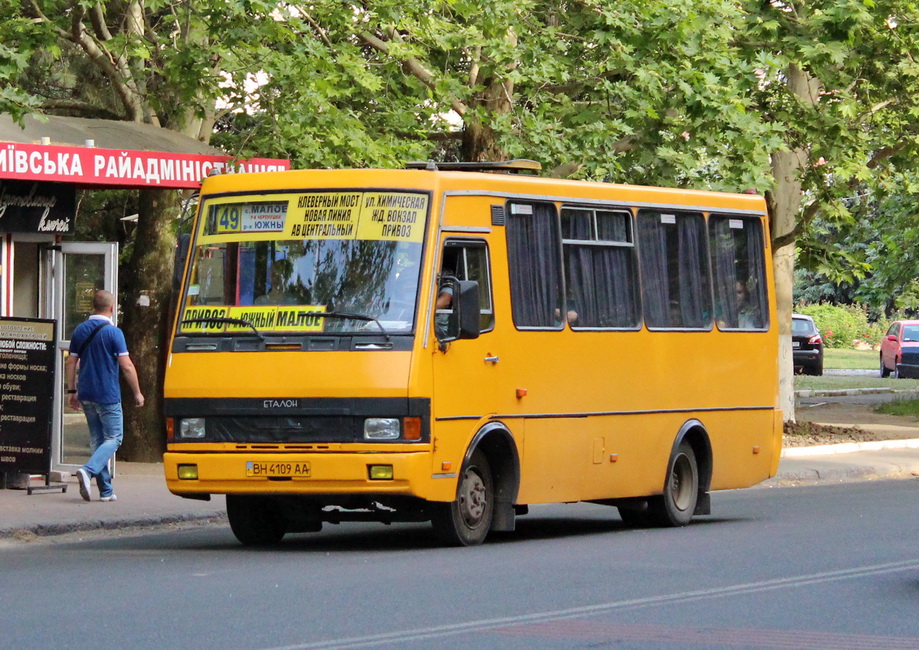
[{"xmin": 3, "ymin": 0, "xmax": 919, "ymax": 207}]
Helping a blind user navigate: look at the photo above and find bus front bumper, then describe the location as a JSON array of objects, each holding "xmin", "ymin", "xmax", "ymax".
[{"xmin": 163, "ymin": 450, "xmax": 452, "ymax": 500}]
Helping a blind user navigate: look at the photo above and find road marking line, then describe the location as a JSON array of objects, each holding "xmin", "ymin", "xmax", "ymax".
[{"xmin": 265, "ymin": 559, "xmax": 919, "ymax": 649}]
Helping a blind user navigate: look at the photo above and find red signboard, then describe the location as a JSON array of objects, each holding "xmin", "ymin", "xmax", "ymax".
[{"xmin": 0, "ymin": 142, "xmax": 289, "ymax": 189}]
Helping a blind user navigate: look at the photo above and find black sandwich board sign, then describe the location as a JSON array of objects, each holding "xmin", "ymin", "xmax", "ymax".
[{"xmin": 0, "ymin": 317, "xmax": 57, "ymax": 484}]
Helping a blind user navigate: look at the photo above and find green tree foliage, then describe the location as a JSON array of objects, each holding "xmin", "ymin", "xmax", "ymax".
[
  {"xmin": 795, "ymin": 180, "xmax": 919, "ymax": 318},
  {"xmin": 212, "ymin": 0, "xmax": 782, "ymax": 188}
]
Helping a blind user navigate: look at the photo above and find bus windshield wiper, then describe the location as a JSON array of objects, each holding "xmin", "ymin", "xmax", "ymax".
[
  {"xmin": 312, "ymin": 312, "xmax": 392, "ymax": 343},
  {"xmin": 180, "ymin": 317, "xmax": 265, "ymax": 341}
]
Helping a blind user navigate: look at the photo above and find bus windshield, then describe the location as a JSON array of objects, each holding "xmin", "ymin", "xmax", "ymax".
[{"xmin": 178, "ymin": 190, "xmax": 428, "ymax": 336}]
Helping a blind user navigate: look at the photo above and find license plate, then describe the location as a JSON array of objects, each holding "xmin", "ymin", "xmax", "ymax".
[
  {"xmin": 792, "ymin": 341, "xmax": 801, "ymax": 348},
  {"xmin": 245, "ymin": 461, "xmax": 311, "ymax": 478}
]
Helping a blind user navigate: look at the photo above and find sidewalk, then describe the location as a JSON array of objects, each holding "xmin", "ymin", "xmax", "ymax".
[
  {"xmin": 763, "ymin": 440, "xmax": 919, "ymax": 487},
  {"xmin": 0, "ymin": 462, "xmax": 226, "ymax": 541}
]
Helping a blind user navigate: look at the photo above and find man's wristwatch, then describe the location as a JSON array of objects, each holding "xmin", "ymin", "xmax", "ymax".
[{"xmin": 67, "ymin": 389, "xmax": 76, "ymax": 394}]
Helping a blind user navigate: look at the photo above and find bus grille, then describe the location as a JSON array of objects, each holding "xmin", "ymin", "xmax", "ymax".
[{"xmin": 208, "ymin": 416, "xmax": 358, "ymax": 443}]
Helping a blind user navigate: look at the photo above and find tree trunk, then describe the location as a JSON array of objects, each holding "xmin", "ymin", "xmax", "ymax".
[
  {"xmin": 765, "ymin": 64, "xmax": 823, "ymax": 424},
  {"xmin": 461, "ymin": 75, "xmax": 513, "ymax": 161},
  {"xmin": 767, "ymin": 149, "xmax": 806, "ymax": 423},
  {"xmin": 118, "ymin": 188, "xmax": 179, "ymax": 461}
]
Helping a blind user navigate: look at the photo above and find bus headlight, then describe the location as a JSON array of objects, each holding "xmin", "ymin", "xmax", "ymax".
[
  {"xmin": 364, "ymin": 418, "xmax": 400, "ymax": 440},
  {"xmin": 179, "ymin": 418, "xmax": 206, "ymax": 439}
]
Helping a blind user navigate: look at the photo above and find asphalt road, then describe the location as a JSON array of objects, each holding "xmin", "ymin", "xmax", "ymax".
[{"xmin": 3, "ymin": 480, "xmax": 919, "ymax": 649}]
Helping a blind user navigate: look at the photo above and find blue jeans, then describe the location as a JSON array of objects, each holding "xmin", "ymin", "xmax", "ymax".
[{"xmin": 80, "ymin": 401, "xmax": 123, "ymax": 498}]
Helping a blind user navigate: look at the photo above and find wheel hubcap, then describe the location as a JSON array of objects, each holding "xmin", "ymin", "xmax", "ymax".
[
  {"xmin": 458, "ymin": 468, "xmax": 487, "ymax": 528},
  {"xmin": 670, "ymin": 453, "xmax": 694, "ymax": 512}
]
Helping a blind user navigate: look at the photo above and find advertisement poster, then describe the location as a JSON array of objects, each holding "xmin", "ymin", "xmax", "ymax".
[{"xmin": 0, "ymin": 318, "xmax": 56, "ymax": 475}]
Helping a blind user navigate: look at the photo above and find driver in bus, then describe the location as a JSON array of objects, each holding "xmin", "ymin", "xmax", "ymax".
[{"xmin": 255, "ymin": 258, "xmax": 299, "ymax": 305}]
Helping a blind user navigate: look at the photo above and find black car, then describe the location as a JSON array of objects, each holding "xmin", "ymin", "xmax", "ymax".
[{"xmin": 792, "ymin": 314, "xmax": 824, "ymax": 376}]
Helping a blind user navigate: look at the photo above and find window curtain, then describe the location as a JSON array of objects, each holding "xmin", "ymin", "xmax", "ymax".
[
  {"xmin": 637, "ymin": 212, "xmax": 671, "ymax": 327},
  {"xmin": 677, "ymin": 215, "xmax": 709, "ymax": 327},
  {"xmin": 710, "ymin": 218, "xmax": 740, "ymax": 328},
  {"xmin": 745, "ymin": 222, "xmax": 767, "ymax": 328},
  {"xmin": 566, "ymin": 212, "xmax": 638, "ymax": 328},
  {"xmin": 507, "ymin": 203, "xmax": 563, "ymax": 327}
]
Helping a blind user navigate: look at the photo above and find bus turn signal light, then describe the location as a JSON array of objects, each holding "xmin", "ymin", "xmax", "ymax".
[{"xmin": 403, "ymin": 417, "xmax": 422, "ymax": 440}]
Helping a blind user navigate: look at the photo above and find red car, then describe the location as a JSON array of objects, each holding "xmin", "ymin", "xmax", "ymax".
[{"xmin": 880, "ymin": 319, "xmax": 919, "ymax": 379}]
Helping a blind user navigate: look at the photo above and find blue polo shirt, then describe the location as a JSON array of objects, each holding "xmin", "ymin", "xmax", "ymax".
[{"xmin": 69, "ymin": 315, "xmax": 129, "ymax": 404}]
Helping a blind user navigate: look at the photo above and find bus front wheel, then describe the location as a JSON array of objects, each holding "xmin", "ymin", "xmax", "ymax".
[
  {"xmin": 431, "ymin": 450, "xmax": 494, "ymax": 546},
  {"xmin": 647, "ymin": 440, "xmax": 699, "ymax": 527},
  {"xmin": 227, "ymin": 494, "xmax": 286, "ymax": 546}
]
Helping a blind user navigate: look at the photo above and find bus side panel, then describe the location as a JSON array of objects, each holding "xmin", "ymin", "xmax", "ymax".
[
  {"xmin": 703, "ymin": 409, "xmax": 779, "ymax": 490},
  {"xmin": 499, "ymin": 325, "xmax": 779, "ymax": 503}
]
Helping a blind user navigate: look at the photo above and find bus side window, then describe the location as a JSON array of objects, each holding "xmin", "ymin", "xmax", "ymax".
[
  {"xmin": 561, "ymin": 206, "xmax": 640, "ymax": 329},
  {"xmin": 709, "ymin": 216, "xmax": 768, "ymax": 331},
  {"xmin": 506, "ymin": 201, "xmax": 564, "ymax": 329},
  {"xmin": 636, "ymin": 210, "xmax": 712, "ymax": 330}
]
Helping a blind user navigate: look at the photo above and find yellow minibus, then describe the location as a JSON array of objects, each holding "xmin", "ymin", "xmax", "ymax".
[{"xmin": 164, "ymin": 161, "xmax": 782, "ymax": 546}]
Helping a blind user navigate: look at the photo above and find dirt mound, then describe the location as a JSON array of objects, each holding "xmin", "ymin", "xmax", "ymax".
[
  {"xmin": 785, "ymin": 400, "xmax": 919, "ymax": 447},
  {"xmin": 783, "ymin": 420, "xmax": 878, "ymax": 447}
]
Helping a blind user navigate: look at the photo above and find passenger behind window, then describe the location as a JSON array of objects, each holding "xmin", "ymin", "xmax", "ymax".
[
  {"xmin": 717, "ymin": 280, "xmax": 760, "ymax": 329},
  {"xmin": 736, "ymin": 281, "xmax": 758, "ymax": 329}
]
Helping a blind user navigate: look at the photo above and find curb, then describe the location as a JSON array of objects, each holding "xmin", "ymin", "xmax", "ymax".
[
  {"xmin": 783, "ymin": 438, "xmax": 919, "ymax": 457},
  {"xmin": 0, "ymin": 511, "xmax": 227, "ymax": 540},
  {"xmin": 795, "ymin": 387, "xmax": 919, "ymax": 398},
  {"xmin": 764, "ymin": 464, "xmax": 915, "ymax": 487}
]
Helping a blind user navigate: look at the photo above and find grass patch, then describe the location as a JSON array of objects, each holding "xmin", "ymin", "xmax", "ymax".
[
  {"xmin": 794, "ymin": 375, "xmax": 919, "ymax": 391},
  {"xmin": 823, "ymin": 348, "xmax": 878, "ymax": 370},
  {"xmin": 875, "ymin": 398, "xmax": 919, "ymax": 419}
]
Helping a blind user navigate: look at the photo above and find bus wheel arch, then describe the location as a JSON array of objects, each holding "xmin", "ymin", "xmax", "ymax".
[
  {"xmin": 620, "ymin": 420, "xmax": 712, "ymax": 528},
  {"xmin": 677, "ymin": 419, "xmax": 713, "ymax": 510},
  {"xmin": 653, "ymin": 420, "xmax": 712, "ymax": 526},
  {"xmin": 430, "ymin": 422, "xmax": 521, "ymax": 546}
]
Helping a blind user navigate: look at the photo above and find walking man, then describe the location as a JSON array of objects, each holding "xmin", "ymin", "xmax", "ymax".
[{"xmin": 65, "ymin": 290, "xmax": 144, "ymax": 502}]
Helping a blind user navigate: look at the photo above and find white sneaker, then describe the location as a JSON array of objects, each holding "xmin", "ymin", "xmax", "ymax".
[
  {"xmin": 100, "ymin": 494, "xmax": 117, "ymax": 502},
  {"xmin": 75, "ymin": 468, "xmax": 91, "ymax": 502}
]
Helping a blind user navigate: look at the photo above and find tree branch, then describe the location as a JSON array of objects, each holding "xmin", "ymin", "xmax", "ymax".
[
  {"xmin": 294, "ymin": 8, "xmax": 335, "ymax": 52},
  {"xmin": 39, "ymin": 99, "xmax": 124, "ymax": 120},
  {"xmin": 32, "ymin": 0, "xmax": 148, "ymax": 122},
  {"xmin": 88, "ymin": 4, "xmax": 112, "ymax": 41},
  {"xmin": 359, "ymin": 30, "xmax": 468, "ymax": 117}
]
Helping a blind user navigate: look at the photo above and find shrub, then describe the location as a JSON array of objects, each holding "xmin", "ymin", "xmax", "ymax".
[{"xmin": 795, "ymin": 303, "xmax": 877, "ymax": 349}]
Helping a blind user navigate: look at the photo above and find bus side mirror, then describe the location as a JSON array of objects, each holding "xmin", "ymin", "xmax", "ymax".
[
  {"xmin": 437, "ymin": 279, "xmax": 480, "ymax": 345},
  {"xmin": 173, "ymin": 233, "xmax": 191, "ymax": 293},
  {"xmin": 454, "ymin": 280, "xmax": 481, "ymax": 340}
]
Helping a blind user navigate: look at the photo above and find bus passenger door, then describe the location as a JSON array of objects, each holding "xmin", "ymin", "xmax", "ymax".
[{"xmin": 430, "ymin": 239, "xmax": 502, "ymax": 469}]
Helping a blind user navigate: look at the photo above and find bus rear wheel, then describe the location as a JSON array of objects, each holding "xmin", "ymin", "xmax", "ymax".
[
  {"xmin": 431, "ymin": 450, "xmax": 494, "ymax": 546},
  {"xmin": 647, "ymin": 440, "xmax": 699, "ymax": 527},
  {"xmin": 227, "ymin": 495, "xmax": 286, "ymax": 546}
]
